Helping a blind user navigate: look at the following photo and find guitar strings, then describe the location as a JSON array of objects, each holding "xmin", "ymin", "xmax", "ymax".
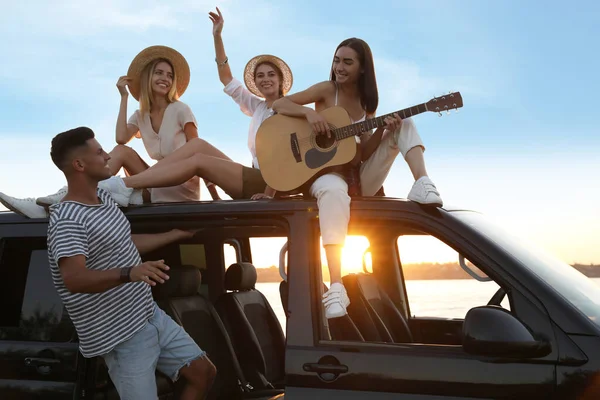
[{"xmin": 294, "ymin": 126, "xmax": 376, "ymax": 146}]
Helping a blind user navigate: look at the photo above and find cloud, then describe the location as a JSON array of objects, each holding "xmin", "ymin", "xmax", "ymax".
[
  {"xmin": 373, "ymin": 56, "xmax": 493, "ymax": 114},
  {"xmin": 2, "ymin": 0, "xmax": 224, "ymax": 35},
  {"xmin": 2, "ymin": 0, "xmax": 598, "ymax": 265}
]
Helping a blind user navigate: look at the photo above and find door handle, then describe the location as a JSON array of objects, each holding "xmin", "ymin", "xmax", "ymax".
[
  {"xmin": 25, "ymin": 357, "xmax": 61, "ymax": 375},
  {"xmin": 25, "ymin": 357, "xmax": 61, "ymax": 367},
  {"xmin": 303, "ymin": 363, "xmax": 348, "ymax": 374},
  {"xmin": 303, "ymin": 355, "xmax": 348, "ymax": 382}
]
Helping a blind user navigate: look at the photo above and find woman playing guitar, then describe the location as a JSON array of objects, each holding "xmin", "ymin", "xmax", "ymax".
[{"xmin": 272, "ymin": 38, "xmax": 444, "ymax": 319}]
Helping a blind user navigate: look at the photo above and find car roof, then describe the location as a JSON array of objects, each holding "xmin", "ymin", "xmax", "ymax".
[{"xmin": 0, "ymin": 197, "xmax": 475, "ymax": 224}]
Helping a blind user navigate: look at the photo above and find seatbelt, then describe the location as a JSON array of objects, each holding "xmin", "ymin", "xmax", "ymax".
[{"xmin": 208, "ymin": 306, "xmax": 254, "ymax": 393}]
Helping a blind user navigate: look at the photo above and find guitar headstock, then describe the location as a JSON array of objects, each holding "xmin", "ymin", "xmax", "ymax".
[{"xmin": 426, "ymin": 92, "xmax": 463, "ymax": 115}]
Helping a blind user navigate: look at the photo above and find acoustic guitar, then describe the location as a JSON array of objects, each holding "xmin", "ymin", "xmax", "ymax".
[{"xmin": 255, "ymin": 92, "xmax": 463, "ymax": 193}]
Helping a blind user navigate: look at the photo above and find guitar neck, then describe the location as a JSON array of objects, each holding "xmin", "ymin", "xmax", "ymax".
[{"xmin": 333, "ymin": 103, "xmax": 428, "ymax": 140}]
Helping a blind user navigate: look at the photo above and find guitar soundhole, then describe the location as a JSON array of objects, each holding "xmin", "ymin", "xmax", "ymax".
[
  {"xmin": 314, "ymin": 134, "xmax": 336, "ymax": 150},
  {"xmin": 313, "ymin": 123, "xmax": 338, "ymax": 151}
]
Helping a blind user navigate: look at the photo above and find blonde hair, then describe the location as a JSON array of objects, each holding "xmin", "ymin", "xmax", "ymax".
[{"xmin": 139, "ymin": 58, "xmax": 179, "ymax": 114}]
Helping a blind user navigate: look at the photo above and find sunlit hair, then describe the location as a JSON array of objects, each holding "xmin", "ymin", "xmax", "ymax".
[
  {"xmin": 254, "ymin": 62, "xmax": 284, "ymax": 98},
  {"xmin": 139, "ymin": 58, "xmax": 179, "ymax": 114},
  {"xmin": 330, "ymin": 38, "xmax": 379, "ymax": 115}
]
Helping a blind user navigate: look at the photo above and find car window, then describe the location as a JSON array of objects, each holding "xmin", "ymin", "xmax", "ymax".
[
  {"xmin": 222, "ymin": 237, "xmax": 288, "ymax": 332},
  {"xmin": 397, "ymin": 235, "xmax": 510, "ymax": 319},
  {"xmin": 454, "ymin": 211, "xmax": 600, "ymax": 330},
  {"xmin": 0, "ymin": 243, "xmax": 74, "ymax": 342},
  {"xmin": 180, "ymin": 243, "xmax": 207, "ymax": 270},
  {"xmin": 319, "ymin": 236, "xmax": 372, "ymax": 281}
]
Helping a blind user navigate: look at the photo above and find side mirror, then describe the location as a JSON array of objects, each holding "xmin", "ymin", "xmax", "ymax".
[{"xmin": 463, "ymin": 306, "xmax": 551, "ymax": 358}]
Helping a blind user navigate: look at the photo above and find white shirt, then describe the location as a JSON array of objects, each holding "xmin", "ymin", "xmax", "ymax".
[
  {"xmin": 128, "ymin": 101, "xmax": 200, "ymax": 202},
  {"xmin": 223, "ymin": 78, "xmax": 275, "ymax": 169}
]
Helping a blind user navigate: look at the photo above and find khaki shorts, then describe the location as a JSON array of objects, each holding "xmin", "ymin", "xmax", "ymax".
[{"xmin": 239, "ymin": 167, "xmax": 267, "ymax": 199}]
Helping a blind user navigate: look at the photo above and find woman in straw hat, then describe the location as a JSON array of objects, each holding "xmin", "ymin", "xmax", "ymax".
[
  {"xmin": 107, "ymin": 45, "xmax": 223, "ymax": 203},
  {"xmin": 0, "ymin": 9, "xmax": 292, "ymax": 217},
  {"xmin": 208, "ymin": 6, "xmax": 292, "ymax": 200},
  {"xmin": 0, "ymin": 45, "xmax": 228, "ymax": 217},
  {"xmin": 270, "ymin": 37, "xmax": 444, "ymax": 320},
  {"xmin": 67, "ymin": 7, "xmax": 294, "ymax": 203}
]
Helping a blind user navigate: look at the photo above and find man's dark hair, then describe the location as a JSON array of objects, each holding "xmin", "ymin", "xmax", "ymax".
[{"xmin": 50, "ymin": 127, "xmax": 95, "ymax": 171}]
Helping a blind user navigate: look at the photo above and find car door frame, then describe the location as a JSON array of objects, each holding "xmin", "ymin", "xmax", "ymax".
[{"xmin": 283, "ymin": 206, "xmax": 558, "ymax": 399}]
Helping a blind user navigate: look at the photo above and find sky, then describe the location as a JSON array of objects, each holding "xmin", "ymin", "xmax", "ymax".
[{"xmin": 0, "ymin": 0, "xmax": 599, "ymax": 266}]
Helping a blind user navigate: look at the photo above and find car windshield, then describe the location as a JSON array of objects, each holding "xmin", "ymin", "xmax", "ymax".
[{"xmin": 453, "ymin": 210, "xmax": 600, "ymax": 330}]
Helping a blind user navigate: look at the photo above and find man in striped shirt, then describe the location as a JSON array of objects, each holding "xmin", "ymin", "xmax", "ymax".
[{"xmin": 47, "ymin": 127, "xmax": 216, "ymax": 399}]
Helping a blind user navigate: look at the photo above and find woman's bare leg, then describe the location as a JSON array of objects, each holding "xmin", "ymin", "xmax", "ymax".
[
  {"xmin": 404, "ymin": 146, "xmax": 428, "ymax": 181},
  {"xmin": 122, "ymin": 154, "xmax": 245, "ymax": 199},
  {"xmin": 142, "ymin": 138, "xmax": 231, "ymax": 199},
  {"xmin": 107, "ymin": 145, "xmax": 150, "ymax": 176},
  {"xmin": 148, "ymin": 138, "xmax": 233, "ymax": 172},
  {"xmin": 324, "ymin": 245, "xmax": 343, "ymax": 284}
]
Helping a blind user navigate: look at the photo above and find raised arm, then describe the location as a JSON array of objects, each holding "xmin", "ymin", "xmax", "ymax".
[
  {"xmin": 115, "ymin": 76, "xmax": 140, "ymax": 145},
  {"xmin": 210, "ymin": 8, "xmax": 261, "ymax": 116},
  {"xmin": 209, "ymin": 7, "xmax": 233, "ymax": 86}
]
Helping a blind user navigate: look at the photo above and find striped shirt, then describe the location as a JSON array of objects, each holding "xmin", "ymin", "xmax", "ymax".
[{"xmin": 47, "ymin": 188, "xmax": 154, "ymax": 358}]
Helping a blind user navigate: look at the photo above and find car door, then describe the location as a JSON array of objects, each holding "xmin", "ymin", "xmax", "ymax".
[
  {"xmin": 0, "ymin": 236, "xmax": 81, "ymax": 400},
  {"xmin": 284, "ymin": 210, "xmax": 557, "ymax": 399}
]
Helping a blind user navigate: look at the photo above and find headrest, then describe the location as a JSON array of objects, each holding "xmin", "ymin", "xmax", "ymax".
[
  {"xmin": 153, "ymin": 265, "xmax": 201, "ymax": 300},
  {"xmin": 224, "ymin": 262, "xmax": 257, "ymax": 291}
]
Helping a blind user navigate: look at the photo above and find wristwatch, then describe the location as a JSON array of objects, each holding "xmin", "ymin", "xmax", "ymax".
[{"xmin": 120, "ymin": 267, "xmax": 133, "ymax": 283}]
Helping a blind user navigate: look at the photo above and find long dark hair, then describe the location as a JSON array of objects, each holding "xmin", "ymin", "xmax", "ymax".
[{"xmin": 330, "ymin": 38, "xmax": 378, "ymax": 115}]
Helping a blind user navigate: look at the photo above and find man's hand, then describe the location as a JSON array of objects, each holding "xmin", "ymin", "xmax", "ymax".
[{"xmin": 130, "ymin": 260, "xmax": 170, "ymax": 286}]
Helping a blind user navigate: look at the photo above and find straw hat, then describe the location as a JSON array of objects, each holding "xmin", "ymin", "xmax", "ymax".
[
  {"xmin": 243, "ymin": 54, "xmax": 293, "ymax": 98},
  {"xmin": 127, "ymin": 45, "xmax": 190, "ymax": 101}
]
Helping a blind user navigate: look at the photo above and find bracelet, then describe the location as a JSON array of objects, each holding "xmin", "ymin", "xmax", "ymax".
[
  {"xmin": 216, "ymin": 57, "xmax": 228, "ymax": 66},
  {"xmin": 120, "ymin": 266, "xmax": 133, "ymax": 283}
]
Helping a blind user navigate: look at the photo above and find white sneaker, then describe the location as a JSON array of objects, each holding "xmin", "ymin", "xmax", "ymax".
[
  {"xmin": 322, "ymin": 282, "xmax": 351, "ymax": 319},
  {"xmin": 129, "ymin": 189, "xmax": 144, "ymax": 205},
  {"xmin": 407, "ymin": 176, "xmax": 443, "ymax": 207},
  {"xmin": 0, "ymin": 193, "xmax": 48, "ymax": 218},
  {"xmin": 97, "ymin": 176, "xmax": 134, "ymax": 207},
  {"xmin": 36, "ymin": 186, "xmax": 68, "ymax": 208}
]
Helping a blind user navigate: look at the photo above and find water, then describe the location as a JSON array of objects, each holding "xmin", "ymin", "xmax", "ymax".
[{"xmin": 257, "ymin": 278, "xmax": 600, "ymax": 334}]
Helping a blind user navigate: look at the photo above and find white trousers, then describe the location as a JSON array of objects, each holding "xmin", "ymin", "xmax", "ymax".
[{"xmin": 309, "ymin": 118, "xmax": 424, "ymax": 245}]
